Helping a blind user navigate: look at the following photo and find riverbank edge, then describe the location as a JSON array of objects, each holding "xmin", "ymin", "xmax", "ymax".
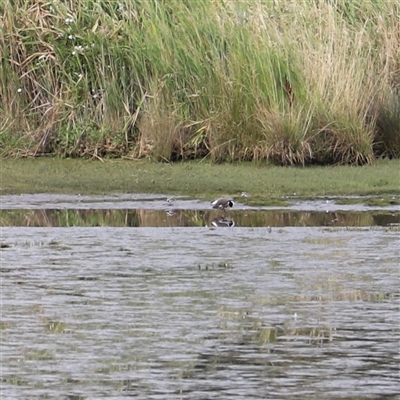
[{"xmin": 1, "ymin": 158, "xmax": 399, "ymax": 204}]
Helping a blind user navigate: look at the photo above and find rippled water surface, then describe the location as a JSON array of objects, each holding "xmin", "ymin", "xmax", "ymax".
[{"xmin": 1, "ymin": 195, "xmax": 399, "ymax": 399}]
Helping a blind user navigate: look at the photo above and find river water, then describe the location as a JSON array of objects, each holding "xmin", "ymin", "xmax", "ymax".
[{"xmin": 1, "ymin": 195, "xmax": 399, "ymax": 399}]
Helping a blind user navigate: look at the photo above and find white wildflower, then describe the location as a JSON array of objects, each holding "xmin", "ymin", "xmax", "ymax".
[{"xmin": 17, "ymin": 88, "xmax": 22, "ymax": 93}]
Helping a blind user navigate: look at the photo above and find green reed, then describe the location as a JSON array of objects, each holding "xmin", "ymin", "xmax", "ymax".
[{"xmin": 1, "ymin": 0, "xmax": 399, "ymax": 164}]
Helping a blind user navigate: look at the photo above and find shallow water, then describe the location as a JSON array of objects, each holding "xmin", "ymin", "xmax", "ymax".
[
  {"xmin": 1, "ymin": 194, "xmax": 399, "ymax": 229},
  {"xmin": 1, "ymin": 195, "xmax": 400, "ymax": 399}
]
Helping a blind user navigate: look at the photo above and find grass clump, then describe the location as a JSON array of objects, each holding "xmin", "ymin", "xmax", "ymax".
[{"xmin": 1, "ymin": 0, "xmax": 399, "ymax": 164}]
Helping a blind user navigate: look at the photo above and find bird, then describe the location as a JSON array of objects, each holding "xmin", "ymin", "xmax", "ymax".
[
  {"xmin": 211, "ymin": 217, "xmax": 235, "ymax": 228},
  {"xmin": 211, "ymin": 197, "xmax": 234, "ymax": 210}
]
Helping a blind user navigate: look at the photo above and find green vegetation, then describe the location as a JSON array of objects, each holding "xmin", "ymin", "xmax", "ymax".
[
  {"xmin": 1, "ymin": 158, "xmax": 399, "ymax": 199},
  {"xmin": 1, "ymin": 0, "xmax": 399, "ymax": 164}
]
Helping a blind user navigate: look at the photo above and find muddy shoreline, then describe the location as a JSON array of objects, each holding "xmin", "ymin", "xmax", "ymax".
[{"xmin": 1, "ymin": 193, "xmax": 400, "ymax": 212}]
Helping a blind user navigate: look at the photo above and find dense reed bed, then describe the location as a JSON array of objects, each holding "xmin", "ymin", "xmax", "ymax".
[{"xmin": 1, "ymin": 0, "xmax": 399, "ymax": 164}]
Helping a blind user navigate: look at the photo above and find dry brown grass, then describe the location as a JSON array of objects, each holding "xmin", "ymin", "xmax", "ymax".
[{"xmin": 1, "ymin": 0, "xmax": 399, "ymax": 163}]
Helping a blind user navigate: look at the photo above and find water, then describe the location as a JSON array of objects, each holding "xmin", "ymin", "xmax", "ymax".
[{"xmin": 1, "ymin": 195, "xmax": 399, "ymax": 399}]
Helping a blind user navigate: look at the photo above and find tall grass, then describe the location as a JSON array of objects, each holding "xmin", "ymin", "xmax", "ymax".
[{"xmin": 1, "ymin": 0, "xmax": 399, "ymax": 164}]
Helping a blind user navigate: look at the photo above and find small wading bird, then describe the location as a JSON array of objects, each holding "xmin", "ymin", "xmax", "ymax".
[{"xmin": 211, "ymin": 197, "xmax": 234, "ymax": 210}]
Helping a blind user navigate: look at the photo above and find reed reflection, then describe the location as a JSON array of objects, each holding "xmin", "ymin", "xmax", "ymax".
[{"xmin": 0, "ymin": 209, "xmax": 398, "ymax": 227}]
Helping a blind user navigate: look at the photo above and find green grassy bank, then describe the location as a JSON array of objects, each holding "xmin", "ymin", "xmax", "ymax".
[
  {"xmin": 1, "ymin": 0, "xmax": 399, "ymax": 164},
  {"xmin": 1, "ymin": 158, "xmax": 399, "ymax": 202}
]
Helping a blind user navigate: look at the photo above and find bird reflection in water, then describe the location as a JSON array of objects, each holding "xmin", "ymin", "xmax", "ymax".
[{"xmin": 211, "ymin": 217, "xmax": 235, "ymax": 228}]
